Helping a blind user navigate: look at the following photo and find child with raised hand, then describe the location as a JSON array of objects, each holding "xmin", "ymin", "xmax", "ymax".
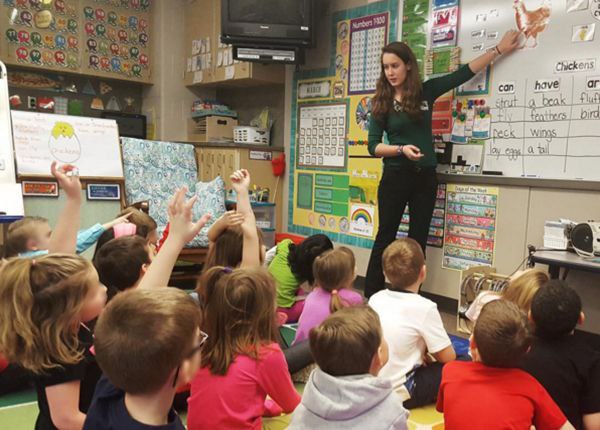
[
  {"xmin": 5, "ymin": 164, "xmax": 132, "ymax": 257},
  {"xmin": 137, "ymin": 187, "xmax": 211, "ymax": 290},
  {"xmin": 0, "ymin": 162, "xmax": 107, "ymax": 430},
  {"xmin": 188, "ymin": 267, "xmax": 301, "ymax": 430},
  {"xmin": 522, "ymin": 280, "xmax": 600, "ymax": 430},
  {"xmin": 207, "ymin": 210, "xmax": 245, "ymax": 243},
  {"xmin": 84, "ymin": 287, "xmax": 205, "ymax": 430},
  {"xmin": 294, "ymin": 247, "xmax": 363, "ymax": 344},
  {"xmin": 268, "ymin": 234, "xmax": 334, "ymax": 323},
  {"xmin": 437, "ymin": 300, "xmax": 574, "ymax": 430},
  {"xmin": 202, "ymin": 169, "xmax": 263, "ymax": 270}
]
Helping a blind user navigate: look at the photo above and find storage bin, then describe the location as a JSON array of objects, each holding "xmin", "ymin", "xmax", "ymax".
[
  {"xmin": 187, "ymin": 115, "xmax": 238, "ymax": 143},
  {"xmin": 233, "ymin": 126, "xmax": 270, "ymax": 145}
]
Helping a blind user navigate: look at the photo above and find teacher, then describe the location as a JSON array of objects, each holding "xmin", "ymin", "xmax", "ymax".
[{"xmin": 364, "ymin": 30, "xmax": 520, "ymax": 298}]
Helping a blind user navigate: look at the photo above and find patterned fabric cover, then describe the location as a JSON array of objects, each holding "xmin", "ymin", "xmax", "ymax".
[
  {"xmin": 121, "ymin": 137, "xmax": 220, "ymax": 248},
  {"xmin": 192, "ymin": 176, "xmax": 226, "ymax": 244}
]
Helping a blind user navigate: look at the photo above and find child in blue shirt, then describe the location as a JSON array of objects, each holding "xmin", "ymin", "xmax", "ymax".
[{"xmin": 5, "ymin": 213, "xmax": 131, "ymax": 258}]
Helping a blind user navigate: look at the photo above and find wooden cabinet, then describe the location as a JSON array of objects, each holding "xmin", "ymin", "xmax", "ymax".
[
  {"xmin": 196, "ymin": 143, "xmax": 284, "ymax": 233},
  {"xmin": 197, "ymin": 147, "xmax": 240, "ymax": 184},
  {"xmin": 183, "ymin": 0, "xmax": 284, "ymax": 88}
]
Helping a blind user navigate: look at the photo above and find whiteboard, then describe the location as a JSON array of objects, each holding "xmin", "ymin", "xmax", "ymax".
[
  {"xmin": 457, "ymin": 0, "xmax": 600, "ymax": 180},
  {"xmin": 11, "ymin": 111, "xmax": 124, "ymax": 178},
  {"xmin": 0, "ymin": 62, "xmax": 16, "ymax": 184}
]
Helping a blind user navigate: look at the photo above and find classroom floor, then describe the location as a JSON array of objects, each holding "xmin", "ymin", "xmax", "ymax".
[{"xmin": 0, "ymin": 311, "xmax": 463, "ymax": 429}]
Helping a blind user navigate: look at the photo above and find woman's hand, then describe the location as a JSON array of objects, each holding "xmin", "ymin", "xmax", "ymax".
[
  {"xmin": 402, "ymin": 145, "xmax": 424, "ymax": 161},
  {"xmin": 497, "ymin": 30, "xmax": 520, "ymax": 55}
]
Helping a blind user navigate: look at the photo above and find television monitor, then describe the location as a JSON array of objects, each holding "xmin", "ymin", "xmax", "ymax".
[
  {"xmin": 221, "ymin": 0, "xmax": 314, "ymax": 47},
  {"xmin": 100, "ymin": 112, "xmax": 146, "ymax": 139}
]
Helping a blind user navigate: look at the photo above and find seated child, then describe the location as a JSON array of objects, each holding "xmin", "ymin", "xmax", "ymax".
[
  {"xmin": 294, "ymin": 247, "xmax": 363, "ymax": 344},
  {"xmin": 93, "ymin": 185, "xmax": 209, "ymax": 300},
  {"xmin": 84, "ymin": 287, "xmax": 204, "ymax": 430},
  {"xmin": 437, "ymin": 300, "xmax": 574, "ymax": 430},
  {"xmin": 522, "ymin": 280, "xmax": 600, "ymax": 430},
  {"xmin": 93, "ymin": 236, "xmax": 153, "ymax": 300},
  {"xmin": 5, "ymin": 212, "xmax": 131, "ymax": 258},
  {"xmin": 268, "ymin": 234, "xmax": 334, "ymax": 323},
  {"xmin": 202, "ymin": 169, "xmax": 264, "ymax": 270},
  {"xmin": 465, "ymin": 268, "xmax": 549, "ymax": 321},
  {"xmin": 92, "ymin": 206, "xmax": 158, "ymax": 259},
  {"xmin": 0, "ymin": 162, "xmax": 107, "ymax": 429},
  {"xmin": 369, "ymin": 238, "xmax": 455, "ymax": 408},
  {"xmin": 188, "ymin": 266, "xmax": 301, "ymax": 430},
  {"xmin": 289, "ymin": 305, "xmax": 409, "ymax": 430}
]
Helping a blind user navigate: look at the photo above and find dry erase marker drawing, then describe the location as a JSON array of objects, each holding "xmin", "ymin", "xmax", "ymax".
[{"xmin": 48, "ymin": 122, "xmax": 81, "ymax": 163}]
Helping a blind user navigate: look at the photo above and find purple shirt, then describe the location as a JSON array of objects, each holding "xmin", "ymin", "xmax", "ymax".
[{"xmin": 294, "ymin": 287, "xmax": 364, "ymax": 344}]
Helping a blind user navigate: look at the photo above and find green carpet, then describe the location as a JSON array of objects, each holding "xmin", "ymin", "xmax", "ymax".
[
  {"xmin": 0, "ymin": 402, "xmax": 38, "ymax": 429},
  {"xmin": 0, "ymin": 389, "xmax": 36, "ymax": 408}
]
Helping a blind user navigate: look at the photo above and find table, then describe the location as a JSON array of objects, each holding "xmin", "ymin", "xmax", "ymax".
[{"xmin": 529, "ymin": 250, "xmax": 600, "ymax": 279}]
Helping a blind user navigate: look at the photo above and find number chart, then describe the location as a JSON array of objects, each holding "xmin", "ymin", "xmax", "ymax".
[{"xmin": 348, "ymin": 12, "xmax": 388, "ymax": 95}]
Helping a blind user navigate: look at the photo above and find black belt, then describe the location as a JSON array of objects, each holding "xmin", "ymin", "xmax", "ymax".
[{"xmin": 384, "ymin": 164, "xmax": 436, "ymax": 174}]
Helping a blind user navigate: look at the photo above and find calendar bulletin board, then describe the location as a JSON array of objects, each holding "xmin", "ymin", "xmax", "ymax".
[{"xmin": 288, "ymin": 1, "xmax": 398, "ymax": 248}]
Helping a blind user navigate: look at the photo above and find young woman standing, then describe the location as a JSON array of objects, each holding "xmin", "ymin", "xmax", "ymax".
[{"xmin": 365, "ymin": 31, "xmax": 520, "ymax": 298}]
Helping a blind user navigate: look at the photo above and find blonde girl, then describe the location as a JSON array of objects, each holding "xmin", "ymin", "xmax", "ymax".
[
  {"xmin": 0, "ymin": 255, "xmax": 107, "ymax": 430},
  {"xmin": 466, "ymin": 269, "xmax": 549, "ymax": 321}
]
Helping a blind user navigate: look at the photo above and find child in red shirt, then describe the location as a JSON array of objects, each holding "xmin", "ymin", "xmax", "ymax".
[
  {"xmin": 437, "ymin": 300, "xmax": 575, "ymax": 430},
  {"xmin": 188, "ymin": 266, "xmax": 300, "ymax": 430}
]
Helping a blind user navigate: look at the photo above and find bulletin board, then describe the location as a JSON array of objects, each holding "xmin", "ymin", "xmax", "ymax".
[
  {"xmin": 288, "ymin": 1, "xmax": 398, "ymax": 248},
  {"xmin": 1, "ymin": 0, "xmax": 151, "ymax": 83},
  {"xmin": 455, "ymin": 0, "xmax": 600, "ymax": 180}
]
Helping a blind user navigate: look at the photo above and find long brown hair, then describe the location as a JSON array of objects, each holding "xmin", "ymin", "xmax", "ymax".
[
  {"xmin": 0, "ymin": 255, "xmax": 95, "ymax": 373},
  {"xmin": 202, "ymin": 225, "xmax": 264, "ymax": 271},
  {"xmin": 199, "ymin": 266, "xmax": 278, "ymax": 375},
  {"xmin": 313, "ymin": 247, "xmax": 356, "ymax": 313},
  {"xmin": 371, "ymin": 42, "xmax": 423, "ymax": 123}
]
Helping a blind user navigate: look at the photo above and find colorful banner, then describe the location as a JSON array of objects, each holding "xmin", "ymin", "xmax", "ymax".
[{"xmin": 443, "ymin": 184, "xmax": 499, "ymax": 270}]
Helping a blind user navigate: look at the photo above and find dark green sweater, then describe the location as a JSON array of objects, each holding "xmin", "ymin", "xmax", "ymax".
[{"xmin": 368, "ymin": 64, "xmax": 475, "ymax": 168}]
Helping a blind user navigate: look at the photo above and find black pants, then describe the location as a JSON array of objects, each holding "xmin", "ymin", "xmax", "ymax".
[
  {"xmin": 365, "ymin": 166, "xmax": 438, "ymax": 298},
  {"xmin": 403, "ymin": 362, "xmax": 444, "ymax": 409}
]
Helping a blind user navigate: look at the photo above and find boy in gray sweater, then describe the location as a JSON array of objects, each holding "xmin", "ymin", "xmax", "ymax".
[{"xmin": 289, "ymin": 305, "xmax": 409, "ymax": 430}]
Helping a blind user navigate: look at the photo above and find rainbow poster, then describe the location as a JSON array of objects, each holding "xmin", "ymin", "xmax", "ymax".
[{"xmin": 349, "ymin": 203, "xmax": 375, "ymax": 237}]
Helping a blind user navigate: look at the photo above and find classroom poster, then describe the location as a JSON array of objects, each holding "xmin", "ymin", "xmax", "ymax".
[
  {"xmin": 442, "ymin": 184, "xmax": 499, "ymax": 270},
  {"xmin": 289, "ymin": 1, "xmax": 398, "ymax": 249},
  {"xmin": 401, "ymin": 0, "xmax": 430, "ymax": 76}
]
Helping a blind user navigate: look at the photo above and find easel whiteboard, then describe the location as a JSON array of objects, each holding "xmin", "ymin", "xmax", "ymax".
[
  {"xmin": 11, "ymin": 111, "xmax": 123, "ymax": 179},
  {"xmin": 457, "ymin": 0, "xmax": 600, "ymax": 180},
  {"xmin": 0, "ymin": 62, "xmax": 16, "ymax": 184}
]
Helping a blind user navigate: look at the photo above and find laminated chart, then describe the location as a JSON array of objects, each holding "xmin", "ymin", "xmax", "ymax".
[
  {"xmin": 442, "ymin": 184, "xmax": 499, "ymax": 270},
  {"xmin": 348, "ymin": 12, "xmax": 388, "ymax": 95}
]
